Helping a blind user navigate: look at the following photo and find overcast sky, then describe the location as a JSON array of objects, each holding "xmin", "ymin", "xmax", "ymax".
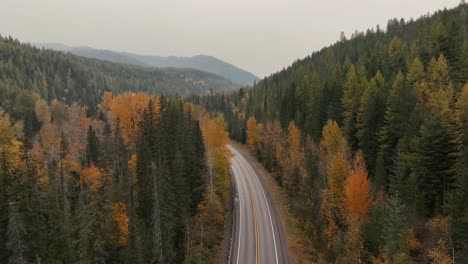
[{"xmin": 1, "ymin": 0, "xmax": 461, "ymax": 77}]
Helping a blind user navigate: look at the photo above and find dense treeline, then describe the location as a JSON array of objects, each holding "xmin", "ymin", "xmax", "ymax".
[
  {"xmin": 193, "ymin": 3, "xmax": 468, "ymax": 263},
  {"xmin": 0, "ymin": 35, "xmax": 238, "ymax": 114},
  {"xmin": 0, "ymin": 91, "xmax": 232, "ymax": 263}
]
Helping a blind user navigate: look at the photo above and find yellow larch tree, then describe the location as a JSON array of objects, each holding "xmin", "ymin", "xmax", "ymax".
[
  {"xmin": 107, "ymin": 92, "xmax": 152, "ymax": 146},
  {"xmin": 345, "ymin": 151, "xmax": 372, "ymax": 224},
  {"xmin": 320, "ymin": 120, "xmax": 350, "ymax": 248},
  {"xmin": 0, "ymin": 108, "xmax": 22, "ymax": 172},
  {"xmin": 246, "ymin": 116, "xmax": 259, "ymax": 150}
]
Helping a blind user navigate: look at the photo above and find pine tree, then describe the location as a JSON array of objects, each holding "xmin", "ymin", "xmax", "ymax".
[
  {"xmin": 342, "ymin": 65, "xmax": 363, "ymax": 150},
  {"xmin": 303, "ymin": 73, "xmax": 322, "ymax": 141},
  {"xmin": 0, "ymin": 151, "xmax": 10, "ymax": 262},
  {"xmin": 413, "ymin": 110, "xmax": 457, "ymax": 216},
  {"xmin": 357, "ymin": 78, "xmax": 380, "ymax": 171},
  {"xmin": 113, "ymin": 118, "xmax": 130, "ymax": 200},
  {"xmin": 6, "ymin": 204, "xmax": 28, "ymax": 264},
  {"xmin": 85, "ymin": 125, "xmax": 100, "ymax": 167},
  {"xmin": 450, "ymin": 84, "xmax": 468, "ymax": 260},
  {"xmin": 386, "ymin": 36, "xmax": 406, "ymax": 74},
  {"xmin": 378, "ymin": 71, "xmax": 416, "ymax": 184},
  {"xmin": 388, "ymin": 144, "xmax": 408, "ymax": 200},
  {"xmin": 383, "ymin": 195, "xmax": 409, "ymax": 260}
]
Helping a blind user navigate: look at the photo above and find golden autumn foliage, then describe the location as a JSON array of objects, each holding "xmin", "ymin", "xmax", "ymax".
[
  {"xmin": 213, "ymin": 149, "xmax": 230, "ymax": 204},
  {"xmin": 106, "ymin": 92, "xmax": 153, "ymax": 145},
  {"xmin": 0, "ymin": 108, "xmax": 16, "ymax": 146},
  {"xmin": 287, "ymin": 122, "xmax": 302, "ymax": 165},
  {"xmin": 201, "ymin": 115, "xmax": 231, "ymax": 198},
  {"xmin": 0, "ymin": 108, "xmax": 22, "ymax": 171},
  {"xmin": 80, "ymin": 165, "xmax": 105, "ymax": 192},
  {"xmin": 325, "ymin": 152, "xmax": 348, "ymax": 214},
  {"xmin": 128, "ymin": 154, "xmax": 138, "ymax": 184},
  {"xmin": 100, "ymin": 91, "xmax": 113, "ymax": 111},
  {"xmin": 34, "ymin": 98, "xmax": 51, "ymax": 125},
  {"xmin": 202, "ymin": 116, "xmax": 229, "ymax": 154},
  {"xmin": 112, "ymin": 202, "xmax": 129, "ymax": 247},
  {"xmin": 428, "ymin": 239, "xmax": 453, "ymax": 264},
  {"xmin": 279, "ymin": 121, "xmax": 307, "ymax": 188},
  {"xmin": 320, "ymin": 120, "xmax": 351, "ymax": 248},
  {"xmin": 320, "ymin": 120, "xmax": 349, "ymax": 168},
  {"xmin": 345, "ymin": 151, "xmax": 372, "ymax": 224},
  {"xmin": 342, "ymin": 224, "xmax": 365, "ymax": 264},
  {"xmin": 246, "ymin": 116, "xmax": 259, "ymax": 149}
]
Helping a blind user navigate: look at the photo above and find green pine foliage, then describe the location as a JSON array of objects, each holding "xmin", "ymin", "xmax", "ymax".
[
  {"xmin": 193, "ymin": 2, "xmax": 467, "ymax": 262},
  {"xmin": 0, "ymin": 35, "xmax": 238, "ymax": 113}
]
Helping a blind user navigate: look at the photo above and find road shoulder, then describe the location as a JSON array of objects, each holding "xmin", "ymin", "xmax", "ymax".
[{"xmin": 229, "ymin": 141, "xmax": 312, "ymax": 264}]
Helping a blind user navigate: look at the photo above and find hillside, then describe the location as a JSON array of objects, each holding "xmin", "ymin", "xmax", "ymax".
[
  {"xmin": 35, "ymin": 43, "xmax": 259, "ymax": 85},
  {"xmin": 196, "ymin": 3, "xmax": 468, "ymax": 263},
  {"xmin": 0, "ymin": 36, "xmax": 239, "ymax": 112}
]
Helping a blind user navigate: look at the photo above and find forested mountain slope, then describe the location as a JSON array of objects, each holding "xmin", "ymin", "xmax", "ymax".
[
  {"xmin": 0, "ymin": 36, "xmax": 239, "ymax": 112},
  {"xmin": 194, "ymin": 3, "xmax": 468, "ymax": 263},
  {"xmin": 35, "ymin": 43, "xmax": 259, "ymax": 85}
]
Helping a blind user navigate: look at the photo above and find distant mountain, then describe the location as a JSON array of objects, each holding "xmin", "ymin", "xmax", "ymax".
[
  {"xmin": 0, "ymin": 36, "xmax": 239, "ymax": 111},
  {"xmin": 35, "ymin": 43, "xmax": 259, "ymax": 85}
]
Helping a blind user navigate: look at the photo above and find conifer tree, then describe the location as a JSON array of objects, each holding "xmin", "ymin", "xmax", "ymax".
[
  {"xmin": 383, "ymin": 195, "xmax": 410, "ymax": 260},
  {"xmin": 342, "ymin": 65, "xmax": 363, "ymax": 150},
  {"xmin": 85, "ymin": 125, "xmax": 100, "ymax": 167}
]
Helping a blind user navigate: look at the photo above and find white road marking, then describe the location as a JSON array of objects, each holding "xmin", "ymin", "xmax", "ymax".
[
  {"xmin": 233, "ymin": 162, "xmax": 242, "ymax": 264},
  {"xmin": 229, "ymin": 145, "xmax": 279, "ymax": 264}
]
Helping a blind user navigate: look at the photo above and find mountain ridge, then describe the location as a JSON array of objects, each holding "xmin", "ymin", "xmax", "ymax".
[
  {"xmin": 0, "ymin": 36, "xmax": 239, "ymax": 111},
  {"xmin": 35, "ymin": 43, "xmax": 259, "ymax": 85}
]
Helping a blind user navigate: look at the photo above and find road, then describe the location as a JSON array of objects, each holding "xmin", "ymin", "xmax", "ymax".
[{"xmin": 228, "ymin": 144, "xmax": 287, "ymax": 264}]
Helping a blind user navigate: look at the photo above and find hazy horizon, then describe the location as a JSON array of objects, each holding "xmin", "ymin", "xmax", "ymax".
[{"xmin": 1, "ymin": 0, "xmax": 461, "ymax": 77}]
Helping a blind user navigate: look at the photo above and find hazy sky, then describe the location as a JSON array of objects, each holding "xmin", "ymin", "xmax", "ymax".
[{"xmin": 1, "ymin": 0, "xmax": 461, "ymax": 77}]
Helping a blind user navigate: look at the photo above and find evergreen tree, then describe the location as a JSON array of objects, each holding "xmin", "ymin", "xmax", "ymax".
[
  {"xmin": 0, "ymin": 152, "xmax": 10, "ymax": 262},
  {"xmin": 357, "ymin": 78, "xmax": 380, "ymax": 171},
  {"xmin": 6, "ymin": 204, "xmax": 28, "ymax": 264},
  {"xmin": 383, "ymin": 195, "xmax": 409, "ymax": 260},
  {"xmin": 85, "ymin": 125, "xmax": 100, "ymax": 167},
  {"xmin": 413, "ymin": 110, "xmax": 458, "ymax": 216},
  {"xmin": 378, "ymin": 72, "xmax": 416, "ymax": 183},
  {"xmin": 342, "ymin": 65, "xmax": 363, "ymax": 150}
]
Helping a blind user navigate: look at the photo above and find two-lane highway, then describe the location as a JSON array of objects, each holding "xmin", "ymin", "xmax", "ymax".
[{"xmin": 228, "ymin": 144, "xmax": 287, "ymax": 264}]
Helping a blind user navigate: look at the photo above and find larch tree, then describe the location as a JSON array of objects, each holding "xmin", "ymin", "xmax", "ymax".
[
  {"xmin": 246, "ymin": 116, "xmax": 259, "ymax": 151},
  {"xmin": 320, "ymin": 120, "xmax": 350, "ymax": 249},
  {"xmin": 281, "ymin": 121, "xmax": 306, "ymax": 197},
  {"xmin": 345, "ymin": 151, "xmax": 372, "ymax": 224}
]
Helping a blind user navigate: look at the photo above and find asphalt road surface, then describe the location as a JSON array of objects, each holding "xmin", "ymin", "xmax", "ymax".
[{"xmin": 228, "ymin": 144, "xmax": 288, "ymax": 264}]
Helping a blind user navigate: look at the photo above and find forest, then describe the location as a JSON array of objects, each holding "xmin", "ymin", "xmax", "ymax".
[
  {"xmin": 0, "ymin": 35, "xmax": 239, "ymax": 114},
  {"xmin": 0, "ymin": 91, "xmax": 232, "ymax": 263},
  {"xmin": 193, "ymin": 3, "xmax": 468, "ymax": 263}
]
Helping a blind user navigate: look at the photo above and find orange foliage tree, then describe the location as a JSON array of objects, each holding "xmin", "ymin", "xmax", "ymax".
[
  {"xmin": 345, "ymin": 151, "xmax": 372, "ymax": 224},
  {"xmin": 112, "ymin": 202, "xmax": 129, "ymax": 247},
  {"xmin": 80, "ymin": 165, "xmax": 106, "ymax": 192}
]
